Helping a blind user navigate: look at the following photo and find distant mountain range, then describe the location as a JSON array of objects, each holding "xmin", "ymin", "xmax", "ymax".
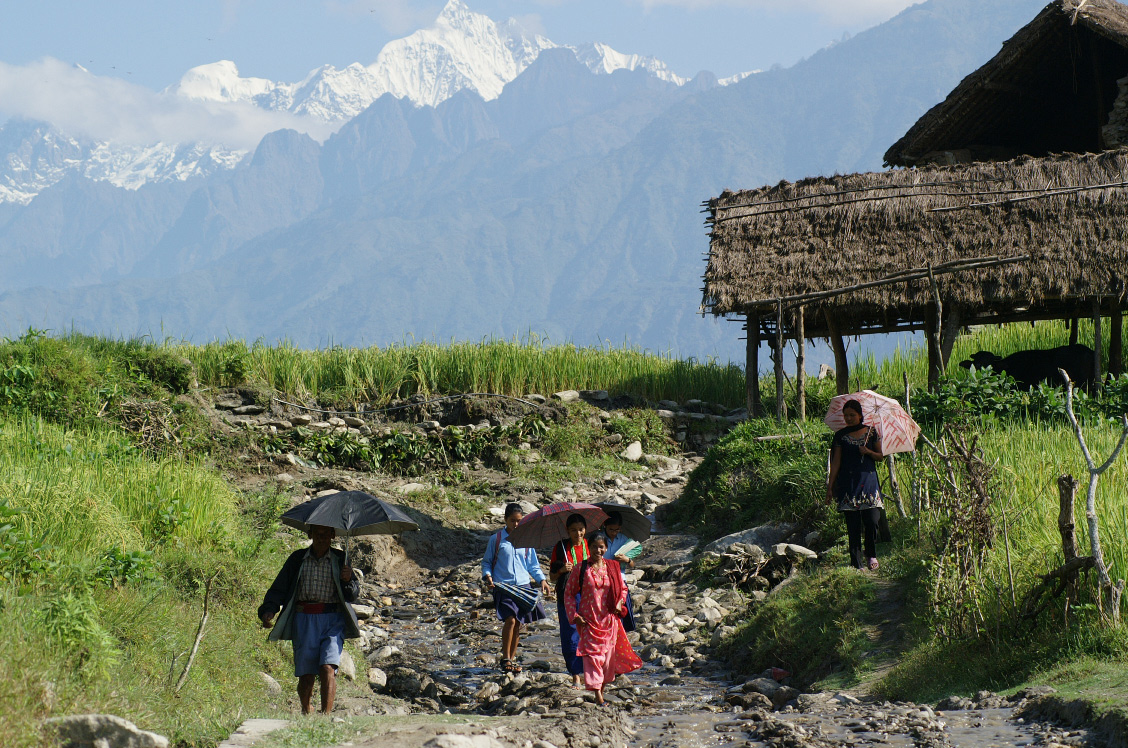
[
  {"xmin": 0, "ymin": 0, "xmax": 1045, "ymax": 360},
  {"xmin": 0, "ymin": 0, "xmax": 735, "ymax": 206}
]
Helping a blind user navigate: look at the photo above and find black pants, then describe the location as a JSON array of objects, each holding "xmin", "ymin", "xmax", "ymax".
[{"xmin": 843, "ymin": 508, "xmax": 882, "ymax": 568}]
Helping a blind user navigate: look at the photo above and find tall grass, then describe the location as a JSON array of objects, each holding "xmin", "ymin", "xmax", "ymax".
[
  {"xmin": 0, "ymin": 416, "xmax": 237, "ymax": 561},
  {"xmin": 175, "ymin": 337, "xmax": 747, "ymax": 406}
]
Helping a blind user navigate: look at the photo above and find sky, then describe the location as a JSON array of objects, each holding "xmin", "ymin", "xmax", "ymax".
[{"xmin": 0, "ymin": 0, "xmax": 923, "ymax": 91}]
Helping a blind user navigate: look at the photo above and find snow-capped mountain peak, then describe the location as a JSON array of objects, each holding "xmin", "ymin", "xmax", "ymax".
[{"xmin": 167, "ymin": 60, "xmax": 276, "ymax": 104}]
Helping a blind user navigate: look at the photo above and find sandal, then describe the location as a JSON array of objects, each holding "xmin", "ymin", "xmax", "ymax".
[
  {"xmin": 868, "ymin": 557, "xmax": 879, "ymax": 571},
  {"xmin": 510, "ymin": 661, "xmax": 523, "ymax": 673},
  {"xmin": 499, "ymin": 658, "xmax": 515, "ymax": 673}
]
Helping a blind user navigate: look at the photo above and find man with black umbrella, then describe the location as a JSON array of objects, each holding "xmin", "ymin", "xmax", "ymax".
[{"xmin": 258, "ymin": 524, "xmax": 361, "ymax": 714}]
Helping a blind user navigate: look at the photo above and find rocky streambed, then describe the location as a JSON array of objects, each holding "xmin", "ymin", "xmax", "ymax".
[{"xmin": 326, "ymin": 533, "xmax": 1090, "ymax": 748}]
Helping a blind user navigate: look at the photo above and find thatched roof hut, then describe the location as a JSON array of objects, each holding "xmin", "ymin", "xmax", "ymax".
[
  {"xmin": 703, "ymin": 0, "xmax": 1128, "ymax": 414},
  {"xmin": 704, "ymin": 149, "xmax": 1128, "ymax": 335},
  {"xmin": 886, "ymin": 0, "xmax": 1128, "ymax": 167}
]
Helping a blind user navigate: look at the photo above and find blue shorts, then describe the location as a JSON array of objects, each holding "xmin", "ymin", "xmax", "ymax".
[{"xmin": 292, "ymin": 611, "xmax": 345, "ymax": 677}]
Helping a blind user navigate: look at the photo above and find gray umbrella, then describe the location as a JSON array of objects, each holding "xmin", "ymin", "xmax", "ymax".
[
  {"xmin": 281, "ymin": 490, "xmax": 419, "ymax": 562},
  {"xmin": 595, "ymin": 502, "xmax": 652, "ymax": 542}
]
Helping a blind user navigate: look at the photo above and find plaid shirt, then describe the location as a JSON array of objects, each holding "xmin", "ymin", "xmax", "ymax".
[{"xmin": 297, "ymin": 550, "xmax": 338, "ymax": 603}]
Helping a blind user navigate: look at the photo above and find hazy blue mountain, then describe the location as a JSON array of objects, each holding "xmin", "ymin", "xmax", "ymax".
[{"xmin": 0, "ymin": 0, "xmax": 1046, "ymax": 360}]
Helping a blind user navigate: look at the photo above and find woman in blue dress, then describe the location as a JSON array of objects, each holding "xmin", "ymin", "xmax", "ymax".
[
  {"xmin": 481, "ymin": 502, "xmax": 550, "ymax": 673},
  {"xmin": 826, "ymin": 399, "xmax": 884, "ymax": 570}
]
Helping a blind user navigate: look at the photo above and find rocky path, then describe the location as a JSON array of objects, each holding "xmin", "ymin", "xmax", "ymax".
[{"xmin": 302, "ymin": 534, "xmax": 1090, "ymax": 748}]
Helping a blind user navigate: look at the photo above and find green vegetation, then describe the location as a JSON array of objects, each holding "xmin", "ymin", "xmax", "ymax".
[
  {"xmin": 691, "ymin": 319, "xmax": 1128, "ymax": 702},
  {"xmin": 176, "ymin": 337, "xmax": 745, "ymax": 407}
]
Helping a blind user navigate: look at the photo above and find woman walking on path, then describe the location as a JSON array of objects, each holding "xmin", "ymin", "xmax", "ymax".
[
  {"xmin": 826, "ymin": 399, "xmax": 884, "ymax": 570},
  {"xmin": 482, "ymin": 502, "xmax": 550, "ymax": 673},
  {"xmin": 564, "ymin": 533, "xmax": 642, "ymax": 705},
  {"xmin": 601, "ymin": 512, "xmax": 638, "ymax": 632},
  {"xmin": 549, "ymin": 513, "xmax": 590, "ymax": 687}
]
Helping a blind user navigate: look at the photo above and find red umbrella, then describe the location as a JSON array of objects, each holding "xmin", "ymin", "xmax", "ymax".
[
  {"xmin": 824, "ymin": 390, "xmax": 920, "ymax": 455},
  {"xmin": 506, "ymin": 502, "xmax": 610, "ymax": 549}
]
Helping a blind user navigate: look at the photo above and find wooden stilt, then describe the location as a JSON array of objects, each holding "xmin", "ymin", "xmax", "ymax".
[
  {"xmin": 795, "ymin": 306, "xmax": 806, "ymax": 421},
  {"xmin": 926, "ymin": 309, "xmax": 942, "ymax": 392},
  {"xmin": 939, "ymin": 304, "xmax": 962, "ymax": 370},
  {"xmin": 1094, "ymin": 298, "xmax": 1104, "ymax": 391},
  {"xmin": 1111, "ymin": 307, "xmax": 1124, "ymax": 379},
  {"xmin": 1070, "ymin": 317, "xmax": 1080, "ymax": 346},
  {"xmin": 775, "ymin": 300, "xmax": 786, "ymax": 422},
  {"xmin": 746, "ymin": 312, "xmax": 763, "ymax": 418},
  {"xmin": 825, "ymin": 309, "xmax": 850, "ymax": 395}
]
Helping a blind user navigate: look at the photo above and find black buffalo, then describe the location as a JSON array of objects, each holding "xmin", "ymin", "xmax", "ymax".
[{"xmin": 959, "ymin": 344, "xmax": 1097, "ymax": 391}]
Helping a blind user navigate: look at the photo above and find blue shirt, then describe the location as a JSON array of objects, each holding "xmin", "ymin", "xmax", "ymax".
[
  {"xmin": 481, "ymin": 528, "xmax": 545, "ymax": 586},
  {"xmin": 604, "ymin": 533, "xmax": 635, "ymax": 578}
]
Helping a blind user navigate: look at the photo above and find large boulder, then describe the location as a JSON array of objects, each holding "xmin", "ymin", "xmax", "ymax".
[
  {"xmin": 703, "ymin": 522, "xmax": 795, "ymax": 555},
  {"xmin": 45, "ymin": 714, "xmax": 168, "ymax": 748}
]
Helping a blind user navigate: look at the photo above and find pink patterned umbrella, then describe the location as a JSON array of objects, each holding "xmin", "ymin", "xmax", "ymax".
[
  {"xmin": 824, "ymin": 390, "xmax": 920, "ymax": 455},
  {"xmin": 507, "ymin": 502, "xmax": 610, "ymax": 549}
]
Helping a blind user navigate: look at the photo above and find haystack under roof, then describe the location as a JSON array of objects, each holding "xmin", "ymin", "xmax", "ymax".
[
  {"xmin": 704, "ymin": 149, "xmax": 1128, "ymax": 338},
  {"xmin": 885, "ymin": 0, "xmax": 1128, "ymax": 167}
]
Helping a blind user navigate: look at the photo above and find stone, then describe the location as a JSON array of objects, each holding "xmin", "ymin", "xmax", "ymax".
[
  {"xmin": 420, "ymin": 420, "xmax": 441, "ymax": 430},
  {"xmin": 274, "ymin": 473, "xmax": 294, "ymax": 484},
  {"xmin": 606, "ymin": 433, "xmax": 623, "ymax": 445},
  {"xmin": 397, "ymin": 483, "xmax": 429, "ymax": 494},
  {"xmin": 656, "ymin": 409, "xmax": 677, "ymax": 420},
  {"xmin": 46, "ymin": 714, "xmax": 169, "ymax": 748},
  {"xmin": 265, "ymin": 420, "xmax": 292, "ymax": 430},
  {"xmin": 772, "ymin": 543, "xmax": 818, "ymax": 560},
  {"xmin": 338, "ymin": 650, "xmax": 356, "ymax": 681},
  {"xmin": 702, "ymin": 522, "xmax": 796, "ymax": 555},
  {"xmin": 343, "ymin": 416, "xmax": 365, "ymax": 427},
  {"xmin": 232, "ymin": 404, "xmax": 265, "ymax": 415},
  {"xmin": 291, "ymin": 415, "xmax": 312, "ymax": 426},
  {"xmin": 642, "ymin": 454, "xmax": 680, "ymax": 472},
  {"xmin": 726, "ymin": 691, "xmax": 772, "ymax": 710},
  {"xmin": 582, "ymin": 390, "xmax": 610, "ymax": 401},
  {"xmin": 367, "ymin": 645, "xmax": 400, "ymax": 662},
  {"xmin": 367, "ymin": 667, "xmax": 387, "ymax": 690},
  {"xmin": 525, "ymin": 394, "xmax": 547, "ymax": 404},
  {"xmin": 423, "ymin": 735, "xmax": 505, "ymax": 748},
  {"xmin": 552, "ymin": 390, "xmax": 581, "ymax": 402},
  {"xmin": 620, "ymin": 441, "xmax": 643, "ymax": 462},
  {"xmin": 259, "ymin": 672, "xmax": 282, "ymax": 694},
  {"xmin": 352, "ymin": 603, "xmax": 374, "ymax": 619}
]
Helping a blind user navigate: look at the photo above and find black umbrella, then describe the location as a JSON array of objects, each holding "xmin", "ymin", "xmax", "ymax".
[
  {"xmin": 281, "ymin": 491, "xmax": 419, "ymax": 562},
  {"xmin": 595, "ymin": 501, "xmax": 652, "ymax": 542}
]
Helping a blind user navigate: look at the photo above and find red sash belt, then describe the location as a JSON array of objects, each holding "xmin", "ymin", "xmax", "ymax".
[{"xmin": 297, "ymin": 602, "xmax": 338, "ymax": 614}]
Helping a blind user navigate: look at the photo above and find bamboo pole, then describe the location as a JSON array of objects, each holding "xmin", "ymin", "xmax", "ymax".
[
  {"xmin": 1094, "ymin": 298, "xmax": 1104, "ymax": 391},
  {"xmin": 746, "ymin": 312, "xmax": 763, "ymax": 418},
  {"xmin": 795, "ymin": 306, "xmax": 806, "ymax": 420},
  {"xmin": 775, "ymin": 300, "xmax": 786, "ymax": 422},
  {"xmin": 1111, "ymin": 307, "xmax": 1124, "ymax": 379}
]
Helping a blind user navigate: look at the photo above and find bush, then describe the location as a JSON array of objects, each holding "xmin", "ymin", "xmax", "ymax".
[{"xmin": 668, "ymin": 420, "xmax": 838, "ymax": 542}]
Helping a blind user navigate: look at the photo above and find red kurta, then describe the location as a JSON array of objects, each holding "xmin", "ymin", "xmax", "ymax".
[{"xmin": 564, "ymin": 559, "xmax": 642, "ymax": 691}]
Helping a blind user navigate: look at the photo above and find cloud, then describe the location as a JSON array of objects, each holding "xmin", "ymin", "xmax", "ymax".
[
  {"xmin": 0, "ymin": 58, "xmax": 336, "ymax": 149},
  {"xmin": 630, "ymin": 0, "xmax": 921, "ymax": 25}
]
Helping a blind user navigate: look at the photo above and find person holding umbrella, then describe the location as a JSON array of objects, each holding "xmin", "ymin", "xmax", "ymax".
[
  {"xmin": 826, "ymin": 399, "xmax": 885, "ymax": 570},
  {"xmin": 601, "ymin": 512, "xmax": 639, "ymax": 632},
  {"xmin": 258, "ymin": 524, "xmax": 360, "ymax": 714},
  {"xmin": 482, "ymin": 502, "xmax": 550, "ymax": 674},
  {"xmin": 549, "ymin": 513, "xmax": 591, "ymax": 687}
]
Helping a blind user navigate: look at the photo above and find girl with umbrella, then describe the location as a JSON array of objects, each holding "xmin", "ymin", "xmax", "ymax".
[
  {"xmin": 564, "ymin": 532, "xmax": 642, "ymax": 705},
  {"xmin": 481, "ymin": 502, "xmax": 550, "ymax": 673},
  {"xmin": 549, "ymin": 513, "xmax": 591, "ymax": 688},
  {"xmin": 600, "ymin": 511, "xmax": 638, "ymax": 632},
  {"xmin": 826, "ymin": 399, "xmax": 884, "ymax": 570}
]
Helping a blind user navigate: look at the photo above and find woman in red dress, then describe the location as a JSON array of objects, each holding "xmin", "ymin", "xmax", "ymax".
[{"xmin": 564, "ymin": 533, "xmax": 643, "ymax": 705}]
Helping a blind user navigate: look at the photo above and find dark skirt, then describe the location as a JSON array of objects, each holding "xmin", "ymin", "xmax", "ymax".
[
  {"xmin": 493, "ymin": 584, "xmax": 547, "ymax": 624},
  {"xmin": 836, "ymin": 469, "xmax": 883, "ymax": 512},
  {"xmin": 557, "ymin": 593, "xmax": 584, "ymax": 675}
]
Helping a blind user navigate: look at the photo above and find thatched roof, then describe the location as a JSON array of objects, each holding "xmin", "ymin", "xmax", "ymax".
[
  {"xmin": 885, "ymin": 0, "xmax": 1128, "ymax": 167},
  {"xmin": 703, "ymin": 149, "xmax": 1128, "ymax": 336}
]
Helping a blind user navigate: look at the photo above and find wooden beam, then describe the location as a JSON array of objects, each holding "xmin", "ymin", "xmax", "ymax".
[
  {"xmin": 940, "ymin": 303, "xmax": 962, "ymax": 370},
  {"xmin": 1094, "ymin": 297, "xmax": 1104, "ymax": 391},
  {"xmin": 775, "ymin": 300, "xmax": 786, "ymax": 422},
  {"xmin": 825, "ymin": 309, "xmax": 850, "ymax": 396},
  {"xmin": 746, "ymin": 312, "xmax": 763, "ymax": 418},
  {"xmin": 795, "ymin": 306, "xmax": 806, "ymax": 421},
  {"xmin": 926, "ymin": 308, "xmax": 942, "ymax": 392},
  {"xmin": 1112, "ymin": 308, "xmax": 1124, "ymax": 379},
  {"xmin": 1070, "ymin": 317, "xmax": 1079, "ymax": 346}
]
